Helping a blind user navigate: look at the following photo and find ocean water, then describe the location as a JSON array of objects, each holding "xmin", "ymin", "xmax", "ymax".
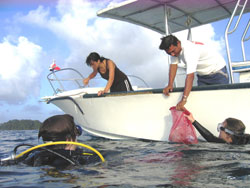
[{"xmin": 1, "ymin": 130, "xmax": 250, "ymax": 188}]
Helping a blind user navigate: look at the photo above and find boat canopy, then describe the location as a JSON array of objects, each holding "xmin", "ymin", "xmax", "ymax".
[{"xmin": 97, "ymin": 0, "xmax": 250, "ymax": 34}]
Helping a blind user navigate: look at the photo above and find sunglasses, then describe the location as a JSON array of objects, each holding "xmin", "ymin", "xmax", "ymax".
[{"xmin": 217, "ymin": 123, "xmax": 235, "ymax": 135}]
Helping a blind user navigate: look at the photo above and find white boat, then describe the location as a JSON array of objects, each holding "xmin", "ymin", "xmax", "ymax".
[{"xmin": 42, "ymin": 0, "xmax": 250, "ymax": 141}]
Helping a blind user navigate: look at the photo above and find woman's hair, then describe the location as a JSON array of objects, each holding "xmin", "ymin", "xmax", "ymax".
[
  {"xmin": 86, "ymin": 52, "xmax": 100, "ymax": 66},
  {"xmin": 38, "ymin": 114, "xmax": 78, "ymax": 143},
  {"xmin": 86, "ymin": 52, "xmax": 106, "ymax": 66},
  {"xmin": 232, "ymin": 134, "xmax": 250, "ymax": 145},
  {"xmin": 159, "ymin": 35, "xmax": 179, "ymax": 50},
  {"xmin": 225, "ymin": 118, "xmax": 248, "ymax": 145},
  {"xmin": 225, "ymin": 118, "xmax": 245, "ymax": 135}
]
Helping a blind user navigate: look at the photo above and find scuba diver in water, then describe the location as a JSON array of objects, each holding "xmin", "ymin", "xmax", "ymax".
[
  {"xmin": 1, "ymin": 114, "xmax": 104, "ymax": 169},
  {"xmin": 24, "ymin": 114, "xmax": 103, "ymax": 168},
  {"xmin": 185, "ymin": 111, "xmax": 250, "ymax": 144}
]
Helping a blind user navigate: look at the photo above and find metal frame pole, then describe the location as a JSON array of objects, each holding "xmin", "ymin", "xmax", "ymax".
[
  {"xmin": 164, "ymin": 4, "xmax": 178, "ymax": 87},
  {"xmin": 225, "ymin": 0, "xmax": 248, "ymax": 83},
  {"xmin": 241, "ymin": 18, "xmax": 250, "ymax": 61}
]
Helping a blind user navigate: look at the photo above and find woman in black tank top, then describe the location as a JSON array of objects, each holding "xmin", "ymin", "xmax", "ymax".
[{"xmin": 84, "ymin": 52, "xmax": 133, "ymax": 96}]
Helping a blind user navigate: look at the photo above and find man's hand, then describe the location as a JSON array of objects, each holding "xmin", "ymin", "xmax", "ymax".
[
  {"xmin": 163, "ymin": 85, "xmax": 173, "ymax": 96},
  {"xmin": 176, "ymin": 100, "xmax": 186, "ymax": 111}
]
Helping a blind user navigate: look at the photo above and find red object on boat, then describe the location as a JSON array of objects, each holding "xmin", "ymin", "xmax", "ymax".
[{"xmin": 49, "ymin": 61, "xmax": 61, "ymax": 71}]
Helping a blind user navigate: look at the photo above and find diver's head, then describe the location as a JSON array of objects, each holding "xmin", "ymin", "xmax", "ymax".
[
  {"xmin": 218, "ymin": 118, "xmax": 245, "ymax": 143},
  {"xmin": 225, "ymin": 118, "xmax": 245, "ymax": 135},
  {"xmin": 38, "ymin": 114, "xmax": 81, "ymax": 149}
]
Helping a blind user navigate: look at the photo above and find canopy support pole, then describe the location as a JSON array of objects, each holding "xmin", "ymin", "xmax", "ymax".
[
  {"xmin": 164, "ymin": 4, "xmax": 178, "ymax": 87},
  {"xmin": 186, "ymin": 16, "xmax": 192, "ymax": 41}
]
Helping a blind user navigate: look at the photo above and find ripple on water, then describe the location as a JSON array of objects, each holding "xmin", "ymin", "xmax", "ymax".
[{"xmin": 1, "ymin": 131, "xmax": 250, "ymax": 187}]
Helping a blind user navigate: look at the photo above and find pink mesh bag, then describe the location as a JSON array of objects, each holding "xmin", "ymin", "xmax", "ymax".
[{"xmin": 169, "ymin": 107, "xmax": 198, "ymax": 144}]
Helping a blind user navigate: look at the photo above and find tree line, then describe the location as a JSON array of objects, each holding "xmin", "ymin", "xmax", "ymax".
[{"xmin": 0, "ymin": 119, "xmax": 42, "ymax": 130}]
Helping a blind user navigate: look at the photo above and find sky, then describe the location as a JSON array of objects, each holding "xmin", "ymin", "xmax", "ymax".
[{"xmin": 0, "ymin": 0, "xmax": 249, "ymax": 123}]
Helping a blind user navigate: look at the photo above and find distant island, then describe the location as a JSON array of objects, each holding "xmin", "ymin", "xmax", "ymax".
[{"xmin": 0, "ymin": 119, "xmax": 42, "ymax": 130}]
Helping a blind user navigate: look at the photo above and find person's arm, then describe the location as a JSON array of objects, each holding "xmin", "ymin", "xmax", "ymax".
[
  {"xmin": 185, "ymin": 112, "xmax": 225, "ymax": 143},
  {"xmin": 192, "ymin": 121, "xmax": 226, "ymax": 143},
  {"xmin": 163, "ymin": 64, "xmax": 178, "ymax": 96},
  {"xmin": 98, "ymin": 60, "xmax": 115, "ymax": 96},
  {"xmin": 175, "ymin": 41, "xmax": 200, "ymax": 110},
  {"xmin": 83, "ymin": 70, "xmax": 98, "ymax": 86},
  {"xmin": 176, "ymin": 73, "xmax": 194, "ymax": 111}
]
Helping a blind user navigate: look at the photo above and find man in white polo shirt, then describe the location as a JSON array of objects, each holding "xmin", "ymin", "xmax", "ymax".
[{"xmin": 159, "ymin": 35, "xmax": 229, "ymax": 111}]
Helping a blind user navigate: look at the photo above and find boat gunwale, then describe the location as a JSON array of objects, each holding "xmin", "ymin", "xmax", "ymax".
[{"xmin": 81, "ymin": 82, "xmax": 250, "ymax": 98}]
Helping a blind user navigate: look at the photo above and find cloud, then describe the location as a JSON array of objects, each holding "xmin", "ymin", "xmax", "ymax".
[
  {"xmin": 21, "ymin": 103, "xmax": 63, "ymax": 122},
  {"xmin": 18, "ymin": 0, "xmax": 167, "ymax": 87},
  {"xmin": 0, "ymin": 0, "xmax": 228, "ymax": 123},
  {"xmin": 18, "ymin": 0, "xmax": 225, "ymax": 89},
  {"xmin": 0, "ymin": 0, "xmax": 225, "ymax": 105},
  {"xmin": 0, "ymin": 36, "xmax": 43, "ymax": 104},
  {"xmin": 174, "ymin": 24, "xmax": 225, "ymax": 54}
]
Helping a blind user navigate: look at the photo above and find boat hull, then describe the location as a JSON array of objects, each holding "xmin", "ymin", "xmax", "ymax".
[{"xmin": 46, "ymin": 83, "xmax": 250, "ymax": 141}]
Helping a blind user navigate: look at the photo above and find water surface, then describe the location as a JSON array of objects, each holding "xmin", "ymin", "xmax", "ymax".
[{"xmin": 1, "ymin": 130, "xmax": 250, "ymax": 188}]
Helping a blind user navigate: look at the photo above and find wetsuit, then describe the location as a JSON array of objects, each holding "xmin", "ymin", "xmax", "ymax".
[
  {"xmin": 193, "ymin": 120, "xmax": 226, "ymax": 143},
  {"xmin": 193, "ymin": 120, "xmax": 250, "ymax": 145},
  {"xmin": 98, "ymin": 58, "xmax": 133, "ymax": 92},
  {"xmin": 23, "ymin": 148, "xmax": 101, "ymax": 169}
]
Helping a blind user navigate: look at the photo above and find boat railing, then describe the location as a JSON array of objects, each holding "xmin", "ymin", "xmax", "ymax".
[
  {"xmin": 241, "ymin": 18, "xmax": 250, "ymax": 61},
  {"xmin": 47, "ymin": 68, "xmax": 150, "ymax": 95},
  {"xmin": 225, "ymin": 0, "xmax": 250, "ymax": 83},
  {"xmin": 47, "ymin": 68, "xmax": 85, "ymax": 95},
  {"xmin": 87, "ymin": 75, "xmax": 150, "ymax": 90},
  {"xmin": 127, "ymin": 75, "xmax": 150, "ymax": 88}
]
